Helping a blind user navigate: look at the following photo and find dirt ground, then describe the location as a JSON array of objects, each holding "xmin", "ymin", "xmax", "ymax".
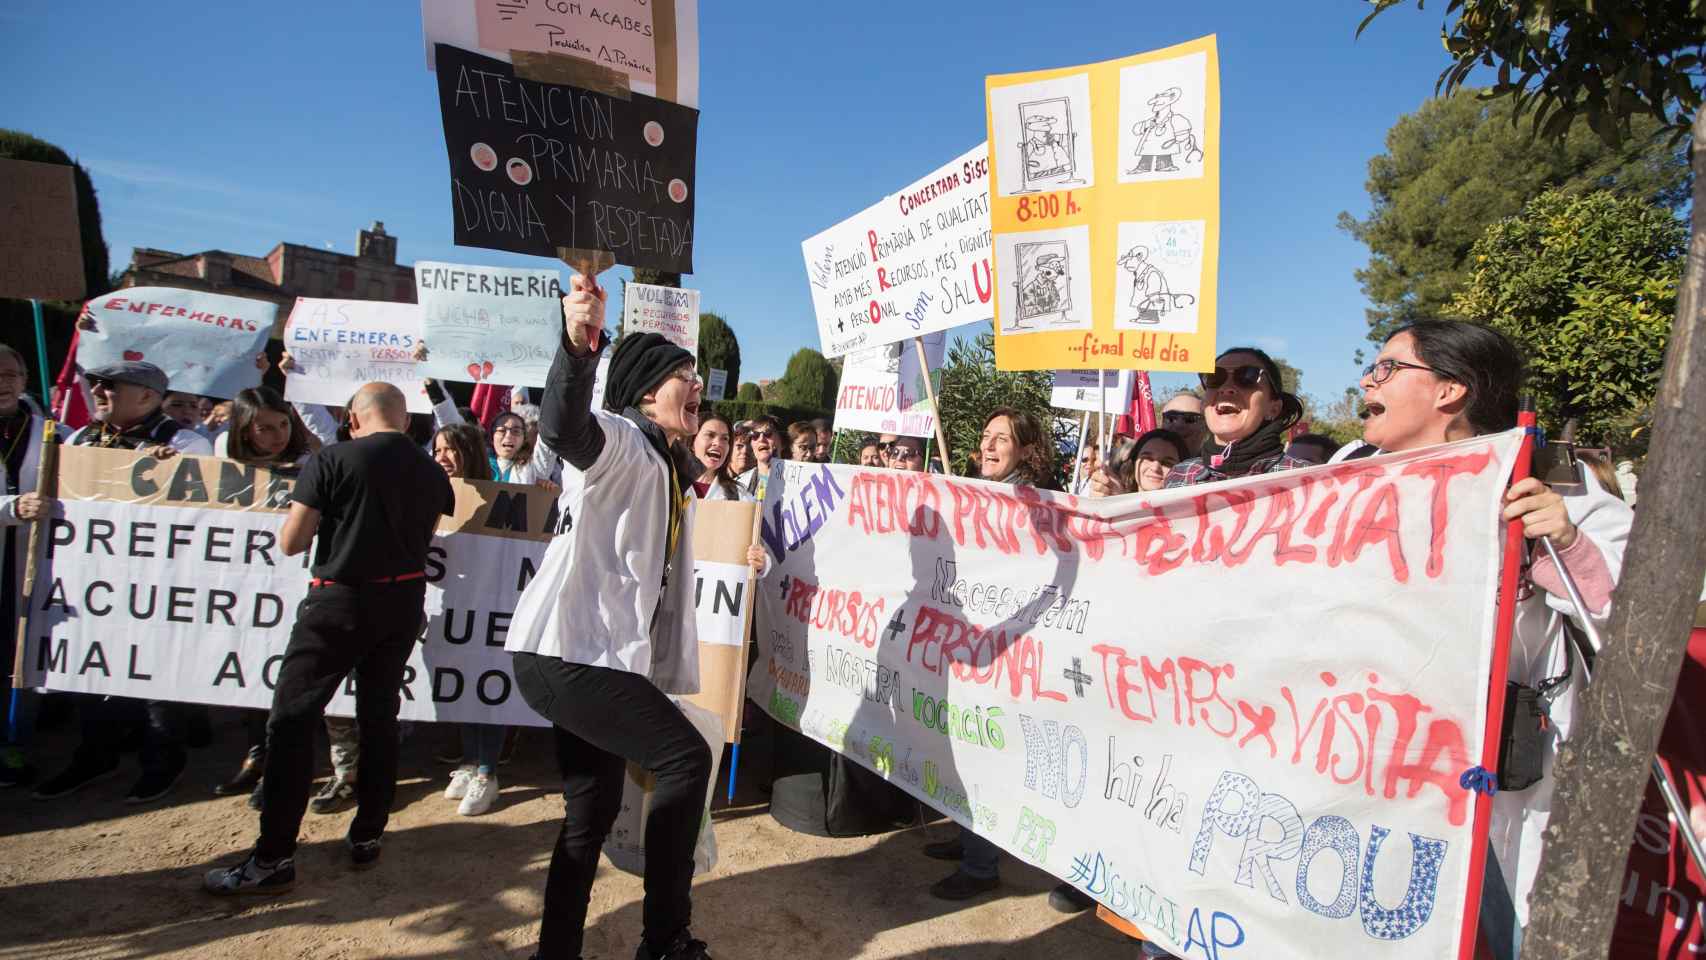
[{"xmin": 0, "ymin": 707, "xmax": 1144, "ymax": 959}]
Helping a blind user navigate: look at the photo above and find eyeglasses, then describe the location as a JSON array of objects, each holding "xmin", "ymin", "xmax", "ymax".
[
  {"xmin": 1199, "ymin": 365, "xmax": 1267, "ymax": 391},
  {"xmin": 886, "ymin": 443, "xmax": 922, "ymax": 461},
  {"xmin": 85, "ymin": 376, "xmax": 120, "ymax": 391},
  {"xmin": 669, "ymin": 367, "xmax": 703, "ymax": 386},
  {"xmin": 1161, "ymin": 411, "xmax": 1203, "ymax": 425},
  {"xmin": 492, "ymin": 425, "xmax": 526, "ymax": 436},
  {"xmin": 1362, "ymin": 358, "xmax": 1437, "ymax": 385},
  {"xmin": 750, "ymin": 429, "xmax": 776, "ymax": 441}
]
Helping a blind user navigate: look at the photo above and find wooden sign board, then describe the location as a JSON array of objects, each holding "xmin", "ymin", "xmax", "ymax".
[{"xmin": 0, "ymin": 158, "xmax": 85, "ymax": 302}]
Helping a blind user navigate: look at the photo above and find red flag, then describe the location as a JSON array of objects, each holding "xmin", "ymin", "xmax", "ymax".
[
  {"xmin": 1116, "ymin": 372, "xmax": 1157, "ymax": 436},
  {"xmin": 469, "ymin": 382, "xmax": 511, "ymax": 430},
  {"xmin": 53, "ymin": 327, "xmax": 90, "ymax": 430}
]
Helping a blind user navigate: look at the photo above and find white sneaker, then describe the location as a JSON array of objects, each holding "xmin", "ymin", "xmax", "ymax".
[
  {"xmin": 445, "ymin": 765, "xmax": 475, "ymax": 801},
  {"xmin": 458, "ymin": 773, "xmax": 498, "ymax": 816}
]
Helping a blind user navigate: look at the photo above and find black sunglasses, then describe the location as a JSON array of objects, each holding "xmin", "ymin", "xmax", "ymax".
[
  {"xmin": 1199, "ymin": 365, "xmax": 1267, "ymax": 391},
  {"xmin": 1161, "ymin": 411, "xmax": 1204, "ymax": 424}
]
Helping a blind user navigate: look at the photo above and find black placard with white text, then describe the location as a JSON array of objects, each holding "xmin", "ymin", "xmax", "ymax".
[{"xmin": 434, "ymin": 43, "xmax": 698, "ymax": 273}]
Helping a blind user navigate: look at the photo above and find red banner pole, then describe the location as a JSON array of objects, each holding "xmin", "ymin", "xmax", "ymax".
[{"xmin": 1457, "ymin": 412, "xmax": 1538, "ymax": 960}]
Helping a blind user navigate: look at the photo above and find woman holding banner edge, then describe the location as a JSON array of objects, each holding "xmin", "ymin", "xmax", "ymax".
[
  {"xmin": 505, "ymin": 275, "xmax": 763, "ymax": 960},
  {"xmin": 1339, "ymin": 319, "xmax": 1631, "ymax": 960}
]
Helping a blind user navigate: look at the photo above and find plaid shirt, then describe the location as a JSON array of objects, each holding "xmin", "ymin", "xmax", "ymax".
[{"xmin": 1163, "ymin": 452, "xmax": 1314, "ymax": 488}]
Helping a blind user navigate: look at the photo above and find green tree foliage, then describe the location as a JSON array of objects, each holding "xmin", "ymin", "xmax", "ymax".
[
  {"xmin": 1309, "ymin": 388, "xmax": 1369, "ymax": 449},
  {"xmin": 938, "ymin": 330, "xmax": 1069, "ymax": 484},
  {"xmin": 0, "ymin": 129, "xmax": 110, "ymax": 298},
  {"xmin": 1338, "ymin": 90, "xmax": 1687, "ymax": 346},
  {"xmin": 1362, "ymin": 0, "xmax": 1706, "ymax": 144},
  {"xmin": 696, "ymin": 311, "xmax": 740, "ymax": 391},
  {"xmin": 771, "ymin": 347, "xmax": 838, "ymax": 412},
  {"xmin": 1449, "ymin": 188, "xmax": 1685, "ymax": 444},
  {"xmin": 735, "ymin": 381, "xmax": 762, "ymax": 402}
]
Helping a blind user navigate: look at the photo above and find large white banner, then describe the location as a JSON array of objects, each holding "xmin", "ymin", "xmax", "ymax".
[
  {"xmin": 748, "ymin": 433, "xmax": 1521, "ymax": 958},
  {"xmin": 24, "ymin": 449, "xmax": 752, "ymax": 730},
  {"xmin": 80, "ymin": 287, "xmax": 276, "ymax": 399},
  {"xmin": 415, "ymin": 261, "xmax": 563, "ymax": 389},
  {"xmin": 803, "ymin": 144, "xmax": 993, "ymax": 358},
  {"xmin": 282, "ymin": 298, "xmax": 430, "ymax": 414},
  {"xmin": 833, "ymin": 331, "xmax": 945, "ymax": 439}
]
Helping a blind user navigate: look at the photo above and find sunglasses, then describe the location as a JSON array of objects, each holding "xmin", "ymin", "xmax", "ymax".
[
  {"xmin": 749, "ymin": 429, "xmax": 777, "ymax": 441},
  {"xmin": 1161, "ymin": 411, "xmax": 1204, "ymax": 425},
  {"xmin": 85, "ymin": 376, "xmax": 123, "ymax": 391},
  {"xmin": 1199, "ymin": 365, "xmax": 1268, "ymax": 391},
  {"xmin": 885, "ymin": 443, "xmax": 922, "ymax": 460}
]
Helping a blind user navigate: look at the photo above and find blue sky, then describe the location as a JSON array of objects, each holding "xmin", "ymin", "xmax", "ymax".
[{"xmin": 2, "ymin": 1, "xmax": 1458, "ymax": 404}]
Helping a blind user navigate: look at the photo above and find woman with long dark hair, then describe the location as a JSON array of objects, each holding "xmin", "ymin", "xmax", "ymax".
[
  {"xmin": 975, "ymin": 407, "xmax": 1057, "ymax": 489},
  {"xmin": 1351, "ymin": 319, "xmax": 1630, "ymax": 958},
  {"xmin": 690, "ymin": 412, "xmax": 748, "ymax": 501}
]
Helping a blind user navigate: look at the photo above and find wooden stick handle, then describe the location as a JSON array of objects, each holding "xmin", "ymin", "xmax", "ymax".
[{"xmin": 11, "ymin": 420, "xmax": 58, "ymax": 683}]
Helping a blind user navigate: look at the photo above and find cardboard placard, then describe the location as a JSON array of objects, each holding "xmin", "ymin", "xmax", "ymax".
[
  {"xmin": 833, "ymin": 331, "xmax": 944, "ymax": 439},
  {"xmin": 1050, "ymin": 368, "xmax": 1133, "ymax": 413},
  {"xmin": 0, "ymin": 159, "xmax": 85, "ymax": 302},
  {"xmin": 415, "ymin": 260, "xmax": 564, "ymax": 388},
  {"xmin": 433, "ymin": 43, "xmax": 698, "ymax": 274},
  {"xmin": 986, "ymin": 36, "xmax": 1220, "ymax": 372},
  {"xmin": 802, "ymin": 143, "xmax": 992, "ymax": 358},
  {"xmin": 419, "ymin": 0, "xmax": 701, "ymax": 108},
  {"xmin": 622, "ymin": 282, "xmax": 699, "ymax": 352},
  {"xmin": 282, "ymin": 298, "xmax": 431, "ymax": 414},
  {"xmin": 79, "ymin": 287, "xmax": 276, "ymax": 399}
]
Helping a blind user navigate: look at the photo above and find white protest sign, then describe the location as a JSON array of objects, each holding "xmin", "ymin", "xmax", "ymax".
[
  {"xmin": 415, "ymin": 261, "xmax": 562, "ymax": 388},
  {"xmin": 748, "ymin": 434, "xmax": 1522, "ymax": 959},
  {"xmin": 79, "ymin": 287, "xmax": 276, "ymax": 399},
  {"xmin": 623, "ymin": 283, "xmax": 701, "ymax": 353},
  {"xmin": 418, "ymin": 0, "xmax": 702, "ymax": 108},
  {"xmin": 1050, "ymin": 369, "xmax": 1134, "ymax": 413},
  {"xmin": 706, "ymin": 368, "xmax": 727, "ymax": 401},
  {"xmin": 803, "ymin": 144, "xmax": 993, "ymax": 358},
  {"xmin": 282, "ymin": 298, "xmax": 430, "ymax": 414},
  {"xmin": 26, "ymin": 449, "xmax": 754, "ymax": 729},
  {"xmin": 833, "ymin": 331, "xmax": 945, "ymax": 439}
]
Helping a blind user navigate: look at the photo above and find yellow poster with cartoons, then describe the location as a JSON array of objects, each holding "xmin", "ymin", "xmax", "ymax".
[{"xmin": 986, "ymin": 35, "xmax": 1219, "ymax": 372}]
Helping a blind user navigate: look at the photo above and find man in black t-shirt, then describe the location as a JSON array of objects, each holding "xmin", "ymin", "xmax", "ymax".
[{"xmin": 205, "ymin": 382, "xmax": 455, "ymax": 896}]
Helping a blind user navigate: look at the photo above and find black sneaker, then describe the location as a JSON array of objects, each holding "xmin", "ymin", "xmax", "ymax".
[
  {"xmin": 635, "ymin": 930, "xmax": 712, "ymax": 960},
  {"xmin": 347, "ymin": 835, "xmax": 382, "ymax": 869},
  {"xmin": 1048, "ymin": 882, "xmax": 1094, "ymax": 914},
  {"xmin": 308, "ymin": 775, "xmax": 355, "ymax": 814},
  {"xmin": 929, "ymin": 869, "xmax": 999, "ymax": 901},
  {"xmin": 31, "ymin": 757, "xmax": 120, "ymax": 800},
  {"xmin": 203, "ymin": 854, "xmax": 295, "ymax": 896},
  {"xmin": 125, "ymin": 759, "xmax": 187, "ymax": 804},
  {"xmin": 921, "ymin": 838, "xmax": 964, "ymax": 861}
]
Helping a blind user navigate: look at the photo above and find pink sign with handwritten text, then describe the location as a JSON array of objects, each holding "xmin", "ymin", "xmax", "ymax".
[{"xmin": 474, "ymin": 0, "xmax": 658, "ymax": 84}]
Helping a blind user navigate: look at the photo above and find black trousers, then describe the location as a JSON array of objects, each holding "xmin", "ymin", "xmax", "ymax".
[
  {"xmin": 512, "ymin": 652, "xmax": 713, "ymax": 959},
  {"xmin": 74, "ymin": 695, "xmax": 189, "ymax": 775},
  {"xmin": 256, "ymin": 582, "xmax": 423, "ymax": 861}
]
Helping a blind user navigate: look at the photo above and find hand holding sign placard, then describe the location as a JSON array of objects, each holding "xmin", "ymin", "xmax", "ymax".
[{"xmin": 433, "ymin": 43, "xmax": 699, "ymax": 274}]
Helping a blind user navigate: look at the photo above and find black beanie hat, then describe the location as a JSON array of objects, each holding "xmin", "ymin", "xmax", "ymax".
[{"xmin": 605, "ymin": 332, "xmax": 694, "ymax": 412}]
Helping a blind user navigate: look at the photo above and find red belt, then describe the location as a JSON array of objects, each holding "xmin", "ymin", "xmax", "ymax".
[{"xmin": 309, "ymin": 571, "xmax": 426, "ymax": 588}]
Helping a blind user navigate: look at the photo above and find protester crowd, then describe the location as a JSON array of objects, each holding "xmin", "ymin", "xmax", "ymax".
[{"xmin": 0, "ymin": 288, "xmax": 1636, "ymax": 960}]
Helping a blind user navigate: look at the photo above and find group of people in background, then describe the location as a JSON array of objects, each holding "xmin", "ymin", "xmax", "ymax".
[{"xmin": 0, "ymin": 298, "xmax": 1636, "ymax": 960}]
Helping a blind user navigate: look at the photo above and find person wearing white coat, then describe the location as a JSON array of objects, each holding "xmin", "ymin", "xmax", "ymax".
[
  {"xmin": 505, "ymin": 277, "xmax": 762, "ymax": 960},
  {"xmin": 1349, "ymin": 319, "xmax": 1632, "ymax": 960},
  {"xmin": 0, "ymin": 345, "xmax": 48, "ymax": 788}
]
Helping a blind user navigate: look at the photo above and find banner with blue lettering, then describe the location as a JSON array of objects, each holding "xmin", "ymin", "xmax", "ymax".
[
  {"xmin": 748, "ymin": 433, "xmax": 1522, "ymax": 958},
  {"xmin": 282, "ymin": 297, "xmax": 431, "ymax": 414},
  {"xmin": 24, "ymin": 448, "xmax": 753, "ymax": 728},
  {"xmin": 80, "ymin": 286, "xmax": 277, "ymax": 399}
]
